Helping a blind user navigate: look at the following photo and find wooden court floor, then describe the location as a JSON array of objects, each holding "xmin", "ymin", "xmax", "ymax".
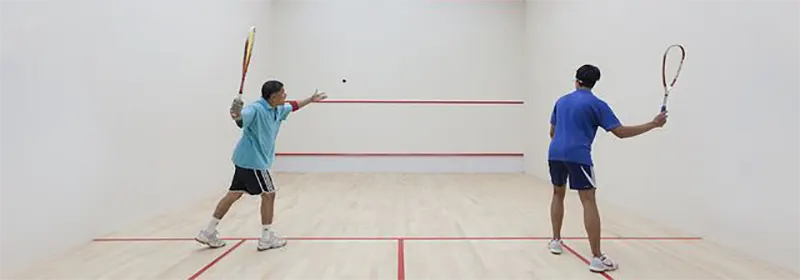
[{"xmin": 12, "ymin": 173, "xmax": 800, "ymax": 280}]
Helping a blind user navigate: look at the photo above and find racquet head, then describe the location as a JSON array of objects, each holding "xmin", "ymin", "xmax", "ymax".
[
  {"xmin": 660, "ymin": 44, "xmax": 685, "ymax": 112},
  {"xmin": 238, "ymin": 26, "xmax": 256, "ymax": 96}
]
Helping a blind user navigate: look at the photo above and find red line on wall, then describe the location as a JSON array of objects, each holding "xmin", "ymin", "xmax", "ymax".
[
  {"xmin": 187, "ymin": 239, "xmax": 246, "ymax": 280},
  {"xmin": 318, "ymin": 99, "xmax": 523, "ymax": 105},
  {"xmin": 275, "ymin": 152, "xmax": 524, "ymax": 157}
]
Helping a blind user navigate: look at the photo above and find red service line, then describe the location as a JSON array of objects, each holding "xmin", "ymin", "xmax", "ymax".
[
  {"xmin": 88, "ymin": 236, "xmax": 703, "ymax": 280},
  {"xmin": 396, "ymin": 236, "xmax": 704, "ymax": 241},
  {"xmin": 92, "ymin": 236, "xmax": 702, "ymax": 242},
  {"xmin": 275, "ymin": 152, "xmax": 524, "ymax": 157},
  {"xmin": 397, "ymin": 239, "xmax": 406, "ymax": 280},
  {"xmin": 318, "ymin": 99, "xmax": 524, "ymax": 105},
  {"xmin": 180, "ymin": 238, "xmax": 407, "ymax": 280}
]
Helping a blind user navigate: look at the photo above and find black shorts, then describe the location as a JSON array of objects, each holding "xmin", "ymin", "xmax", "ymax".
[
  {"xmin": 548, "ymin": 160, "xmax": 596, "ymax": 190},
  {"xmin": 229, "ymin": 166, "xmax": 276, "ymax": 195}
]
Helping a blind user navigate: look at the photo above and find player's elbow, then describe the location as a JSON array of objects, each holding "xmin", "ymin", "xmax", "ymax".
[{"xmin": 610, "ymin": 127, "xmax": 631, "ymax": 139}]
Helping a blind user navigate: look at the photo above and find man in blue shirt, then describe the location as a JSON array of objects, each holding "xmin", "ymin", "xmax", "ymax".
[
  {"xmin": 195, "ymin": 80, "xmax": 327, "ymax": 251},
  {"xmin": 546, "ymin": 65, "xmax": 667, "ymax": 272}
]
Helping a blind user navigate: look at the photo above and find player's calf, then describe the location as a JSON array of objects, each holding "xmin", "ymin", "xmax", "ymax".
[
  {"xmin": 196, "ymin": 192, "xmax": 243, "ymax": 249},
  {"xmin": 214, "ymin": 191, "xmax": 244, "ymax": 219},
  {"xmin": 578, "ymin": 189, "xmax": 618, "ymax": 272},
  {"xmin": 578, "ymin": 189, "xmax": 601, "ymax": 257},
  {"xmin": 257, "ymin": 191, "xmax": 286, "ymax": 251},
  {"xmin": 549, "ymin": 185, "xmax": 567, "ymax": 254}
]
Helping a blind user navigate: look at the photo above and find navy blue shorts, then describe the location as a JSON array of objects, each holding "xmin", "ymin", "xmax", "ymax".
[{"xmin": 548, "ymin": 160, "xmax": 596, "ymax": 190}]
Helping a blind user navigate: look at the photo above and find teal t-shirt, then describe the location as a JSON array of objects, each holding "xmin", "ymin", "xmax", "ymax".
[{"xmin": 231, "ymin": 98, "xmax": 293, "ymax": 170}]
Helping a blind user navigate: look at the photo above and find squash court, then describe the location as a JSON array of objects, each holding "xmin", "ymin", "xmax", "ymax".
[{"xmin": 12, "ymin": 173, "xmax": 799, "ymax": 280}]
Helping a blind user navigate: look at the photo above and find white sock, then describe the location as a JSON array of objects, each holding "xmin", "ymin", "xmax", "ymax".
[
  {"xmin": 261, "ymin": 224, "xmax": 273, "ymax": 238},
  {"xmin": 206, "ymin": 217, "xmax": 220, "ymax": 231}
]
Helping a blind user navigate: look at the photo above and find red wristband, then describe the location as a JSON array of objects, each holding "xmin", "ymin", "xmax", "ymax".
[{"xmin": 288, "ymin": 100, "xmax": 299, "ymax": 111}]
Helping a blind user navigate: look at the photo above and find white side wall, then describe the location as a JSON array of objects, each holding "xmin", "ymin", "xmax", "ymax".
[
  {"xmin": 524, "ymin": 0, "xmax": 800, "ymax": 273},
  {"xmin": 0, "ymin": 0, "xmax": 274, "ymax": 277},
  {"xmin": 265, "ymin": 0, "xmax": 526, "ymax": 172}
]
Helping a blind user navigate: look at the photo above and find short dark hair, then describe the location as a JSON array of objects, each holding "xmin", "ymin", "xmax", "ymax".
[
  {"xmin": 261, "ymin": 80, "xmax": 283, "ymax": 100},
  {"xmin": 575, "ymin": 64, "xmax": 601, "ymax": 88}
]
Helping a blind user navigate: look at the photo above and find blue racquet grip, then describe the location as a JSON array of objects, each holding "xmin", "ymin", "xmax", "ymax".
[{"xmin": 660, "ymin": 105, "xmax": 667, "ymax": 112}]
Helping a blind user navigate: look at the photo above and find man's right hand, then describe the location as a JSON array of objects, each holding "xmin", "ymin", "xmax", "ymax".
[
  {"xmin": 651, "ymin": 111, "xmax": 668, "ymax": 128},
  {"xmin": 230, "ymin": 96, "xmax": 244, "ymax": 120},
  {"xmin": 610, "ymin": 111, "xmax": 668, "ymax": 139}
]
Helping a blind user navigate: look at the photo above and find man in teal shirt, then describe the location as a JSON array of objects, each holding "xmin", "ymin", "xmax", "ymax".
[{"xmin": 196, "ymin": 80, "xmax": 327, "ymax": 251}]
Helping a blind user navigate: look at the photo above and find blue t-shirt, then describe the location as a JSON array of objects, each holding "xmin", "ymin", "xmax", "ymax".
[
  {"xmin": 548, "ymin": 89, "xmax": 621, "ymax": 166},
  {"xmin": 231, "ymin": 98, "xmax": 294, "ymax": 170}
]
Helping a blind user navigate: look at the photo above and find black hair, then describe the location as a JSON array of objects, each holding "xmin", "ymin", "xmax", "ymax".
[
  {"xmin": 575, "ymin": 64, "xmax": 601, "ymax": 89},
  {"xmin": 261, "ymin": 80, "xmax": 284, "ymax": 100}
]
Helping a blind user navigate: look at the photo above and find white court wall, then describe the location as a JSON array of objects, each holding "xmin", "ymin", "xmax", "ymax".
[
  {"xmin": 524, "ymin": 0, "xmax": 800, "ymax": 273},
  {"xmin": 0, "ymin": 0, "xmax": 274, "ymax": 277},
  {"xmin": 264, "ymin": 0, "xmax": 526, "ymax": 173}
]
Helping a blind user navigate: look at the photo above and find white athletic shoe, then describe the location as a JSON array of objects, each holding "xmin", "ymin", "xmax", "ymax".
[
  {"xmin": 589, "ymin": 253, "xmax": 619, "ymax": 272},
  {"xmin": 257, "ymin": 229, "xmax": 287, "ymax": 251},
  {"xmin": 195, "ymin": 229, "xmax": 226, "ymax": 248},
  {"xmin": 548, "ymin": 239, "xmax": 563, "ymax": 254}
]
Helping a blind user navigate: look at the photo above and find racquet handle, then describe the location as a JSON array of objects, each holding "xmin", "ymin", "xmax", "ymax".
[
  {"xmin": 660, "ymin": 105, "xmax": 666, "ymax": 112},
  {"xmin": 235, "ymin": 94, "xmax": 244, "ymax": 106}
]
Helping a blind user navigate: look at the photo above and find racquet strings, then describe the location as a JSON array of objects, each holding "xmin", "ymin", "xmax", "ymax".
[
  {"xmin": 662, "ymin": 45, "xmax": 684, "ymax": 89},
  {"xmin": 239, "ymin": 28, "xmax": 256, "ymax": 95}
]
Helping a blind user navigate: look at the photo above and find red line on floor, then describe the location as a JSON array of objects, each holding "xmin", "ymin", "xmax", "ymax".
[
  {"xmin": 92, "ymin": 236, "xmax": 702, "ymax": 242},
  {"xmin": 403, "ymin": 236, "xmax": 549, "ymax": 241},
  {"xmin": 562, "ymin": 243, "xmax": 614, "ymax": 280},
  {"xmin": 187, "ymin": 239, "xmax": 246, "ymax": 280},
  {"xmin": 287, "ymin": 236, "xmax": 398, "ymax": 241},
  {"xmin": 397, "ymin": 239, "xmax": 406, "ymax": 280},
  {"xmin": 94, "ymin": 237, "xmax": 197, "ymax": 241},
  {"xmin": 562, "ymin": 236, "xmax": 702, "ymax": 241}
]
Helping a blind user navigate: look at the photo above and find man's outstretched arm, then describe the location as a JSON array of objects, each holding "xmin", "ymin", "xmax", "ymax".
[
  {"xmin": 277, "ymin": 90, "xmax": 329, "ymax": 121},
  {"xmin": 609, "ymin": 111, "xmax": 668, "ymax": 139},
  {"xmin": 288, "ymin": 90, "xmax": 328, "ymax": 111}
]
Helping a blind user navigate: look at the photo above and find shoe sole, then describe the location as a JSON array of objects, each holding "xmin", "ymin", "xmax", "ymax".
[
  {"xmin": 195, "ymin": 237, "xmax": 226, "ymax": 249},
  {"xmin": 589, "ymin": 265, "xmax": 618, "ymax": 273},
  {"xmin": 257, "ymin": 242, "xmax": 288, "ymax": 251}
]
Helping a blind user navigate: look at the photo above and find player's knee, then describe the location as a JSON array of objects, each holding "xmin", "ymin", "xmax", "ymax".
[
  {"xmin": 260, "ymin": 192, "xmax": 275, "ymax": 200},
  {"xmin": 553, "ymin": 186, "xmax": 567, "ymax": 197},
  {"xmin": 577, "ymin": 189, "xmax": 596, "ymax": 203}
]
